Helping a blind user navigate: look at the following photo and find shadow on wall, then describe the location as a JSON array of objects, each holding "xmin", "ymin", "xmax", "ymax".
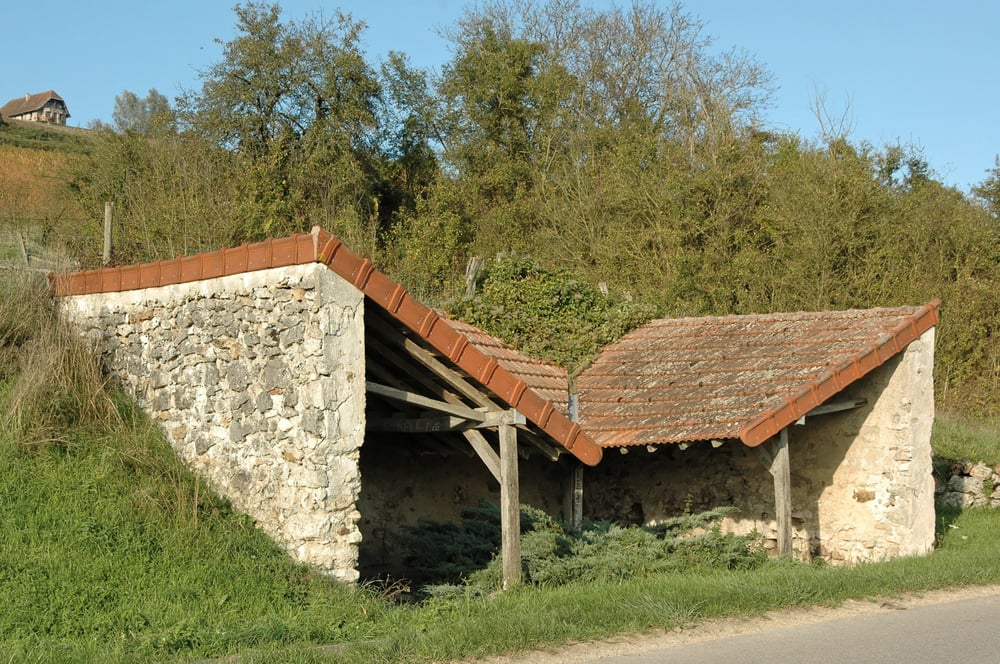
[{"xmin": 355, "ymin": 433, "xmax": 572, "ymax": 583}]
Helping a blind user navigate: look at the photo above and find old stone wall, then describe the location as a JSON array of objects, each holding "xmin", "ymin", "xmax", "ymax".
[
  {"xmin": 57, "ymin": 263, "xmax": 366, "ymax": 582},
  {"xmin": 585, "ymin": 329, "xmax": 936, "ymax": 564},
  {"xmin": 939, "ymin": 460, "xmax": 1000, "ymax": 508}
]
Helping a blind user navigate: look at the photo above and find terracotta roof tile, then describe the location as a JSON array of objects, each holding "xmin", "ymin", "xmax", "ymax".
[
  {"xmin": 577, "ymin": 303, "xmax": 939, "ymax": 448},
  {"xmin": 48, "ymin": 228, "xmax": 601, "ymax": 466},
  {"xmin": 443, "ymin": 318, "xmax": 570, "ymax": 416}
]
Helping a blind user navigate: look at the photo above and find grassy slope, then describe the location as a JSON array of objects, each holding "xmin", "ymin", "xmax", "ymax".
[
  {"xmin": 0, "ymin": 121, "xmax": 91, "ymax": 228},
  {"xmin": 1, "ymin": 276, "xmax": 999, "ymax": 662},
  {"xmin": 2, "ymin": 391, "xmax": 999, "ymax": 663}
]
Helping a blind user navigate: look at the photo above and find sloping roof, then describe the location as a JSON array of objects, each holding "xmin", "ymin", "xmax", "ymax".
[
  {"xmin": 443, "ymin": 318, "xmax": 570, "ymax": 417},
  {"xmin": 576, "ymin": 302, "xmax": 939, "ymax": 448},
  {"xmin": 1, "ymin": 90, "xmax": 68, "ymax": 118},
  {"xmin": 48, "ymin": 227, "xmax": 601, "ymax": 466}
]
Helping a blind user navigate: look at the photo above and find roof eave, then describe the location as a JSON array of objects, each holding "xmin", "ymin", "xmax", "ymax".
[
  {"xmin": 312, "ymin": 227, "xmax": 603, "ymax": 466},
  {"xmin": 738, "ymin": 299, "xmax": 940, "ymax": 447}
]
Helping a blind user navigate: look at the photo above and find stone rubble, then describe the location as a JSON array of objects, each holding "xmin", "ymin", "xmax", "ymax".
[{"xmin": 937, "ymin": 460, "xmax": 1000, "ymax": 509}]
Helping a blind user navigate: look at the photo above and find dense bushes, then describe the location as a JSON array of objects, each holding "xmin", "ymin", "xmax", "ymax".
[{"xmin": 449, "ymin": 253, "xmax": 657, "ymax": 373}]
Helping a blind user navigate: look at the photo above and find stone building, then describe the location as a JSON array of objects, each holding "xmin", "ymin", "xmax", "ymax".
[
  {"xmin": 1, "ymin": 91, "xmax": 70, "ymax": 125},
  {"xmin": 49, "ymin": 227, "xmax": 940, "ymax": 581}
]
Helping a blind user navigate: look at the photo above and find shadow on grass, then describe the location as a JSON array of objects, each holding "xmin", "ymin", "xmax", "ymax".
[{"xmin": 935, "ymin": 504, "xmax": 963, "ymax": 543}]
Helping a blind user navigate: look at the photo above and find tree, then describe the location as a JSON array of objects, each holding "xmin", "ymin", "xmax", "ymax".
[
  {"xmin": 112, "ymin": 89, "xmax": 175, "ymax": 135},
  {"xmin": 178, "ymin": 2, "xmax": 382, "ymax": 240},
  {"xmin": 973, "ymin": 156, "xmax": 1000, "ymax": 219}
]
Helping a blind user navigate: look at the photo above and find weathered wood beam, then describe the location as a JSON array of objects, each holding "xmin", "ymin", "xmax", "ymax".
[
  {"xmin": 499, "ymin": 422, "xmax": 521, "ymax": 589},
  {"xmin": 796, "ymin": 398, "xmax": 868, "ymax": 424},
  {"xmin": 368, "ymin": 415, "xmax": 510, "ymax": 433},
  {"xmin": 517, "ymin": 429, "xmax": 561, "ymax": 461},
  {"xmin": 767, "ymin": 429, "xmax": 792, "ymax": 556},
  {"xmin": 462, "ymin": 429, "xmax": 501, "ymax": 482},
  {"xmin": 752, "ymin": 428, "xmax": 792, "ymax": 556},
  {"xmin": 366, "ymin": 332, "xmax": 454, "ymax": 403},
  {"xmin": 368, "ymin": 313, "xmax": 499, "ymax": 411},
  {"xmin": 366, "ymin": 381, "xmax": 491, "ymax": 422}
]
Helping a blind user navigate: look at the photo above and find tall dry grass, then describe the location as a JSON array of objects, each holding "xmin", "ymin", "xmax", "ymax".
[{"xmin": 0, "ymin": 270, "xmax": 119, "ymax": 446}]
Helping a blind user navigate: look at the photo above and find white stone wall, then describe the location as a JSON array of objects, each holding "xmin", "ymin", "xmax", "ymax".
[
  {"xmin": 806, "ymin": 327, "xmax": 936, "ymax": 562},
  {"xmin": 58, "ymin": 263, "xmax": 366, "ymax": 582}
]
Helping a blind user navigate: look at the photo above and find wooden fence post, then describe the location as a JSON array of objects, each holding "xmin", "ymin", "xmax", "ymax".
[{"xmin": 102, "ymin": 202, "xmax": 113, "ymax": 265}]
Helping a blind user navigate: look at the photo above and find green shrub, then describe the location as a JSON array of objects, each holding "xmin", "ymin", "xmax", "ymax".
[
  {"xmin": 399, "ymin": 501, "xmax": 765, "ymax": 593},
  {"xmin": 449, "ymin": 253, "xmax": 657, "ymax": 374}
]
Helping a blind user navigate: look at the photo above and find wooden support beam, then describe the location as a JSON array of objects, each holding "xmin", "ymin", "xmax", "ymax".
[
  {"xmin": 369, "ymin": 414, "xmax": 516, "ymax": 433},
  {"xmin": 796, "ymin": 398, "xmax": 868, "ymax": 424},
  {"xmin": 572, "ymin": 465, "xmax": 584, "ymax": 529},
  {"xmin": 368, "ymin": 312, "xmax": 499, "ymax": 410},
  {"xmin": 752, "ymin": 428, "xmax": 792, "ymax": 556},
  {"xmin": 772, "ymin": 429, "xmax": 793, "ymax": 556},
  {"xmin": 499, "ymin": 422, "xmax": 521, "ymax": 589},
  {"xmin": 367, "ymin": 381, "xmax": 490, "ymax": 422},
  {"xmin": 462, "ymin": 429, "xmax": 501, "ymax": 482}
]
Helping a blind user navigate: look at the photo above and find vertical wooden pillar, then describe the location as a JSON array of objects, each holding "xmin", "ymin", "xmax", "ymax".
[
  {"xmin": 102, "ymin": 202, "xmax": 113, "ymax": 266},
  {"xmin": 772, "ymin": 427, "xmax": 792, "ymax": 556},
  {"xmin": 499, "ymin": 421, "xmax": 521, "ymax": 589}
]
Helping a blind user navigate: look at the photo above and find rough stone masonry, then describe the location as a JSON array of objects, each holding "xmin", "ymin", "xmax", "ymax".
[{"xmin": 57, "ymin": 263, "xmax": 366, "ymax": 582}]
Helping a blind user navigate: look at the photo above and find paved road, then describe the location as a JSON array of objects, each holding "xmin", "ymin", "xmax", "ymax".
[{"xmin": 576, "ymin": 591, "xmax": 1000, "ymax": 663}]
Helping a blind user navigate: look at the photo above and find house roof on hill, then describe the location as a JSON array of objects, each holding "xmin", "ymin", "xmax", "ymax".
[
  {"xmin": 1, "ymin": 90, "xmax": 68, "ymax": 118},
  {"xmin": 48, "ymin": 227, "xmax": 599, "ymax": 465},
  {"xmin": 576, "ymin": 302, "xmax": 939, "ymax": 448}
]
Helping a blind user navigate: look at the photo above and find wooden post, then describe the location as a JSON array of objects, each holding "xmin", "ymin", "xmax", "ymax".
[
  {"xmin": 102, "ymin": 202, "xmax": 113, "ymax": 266},
  {"xmin": 572, "ymin": 465, "xmax": 584, "ymax": 530},
  {"xmin": 16, "ymin": 232, "xmax": 29, "ymax": 265},
  {"xmin": 499, "ymin": 420, "xmax": 521, "ymax": 589},
  {"xmin": 465, "ymin": 256, "xmax": 484, "ymax": 299},
  {"xmin": 772, "ymin": 427, "xmax": 792, "ymax": 556}
]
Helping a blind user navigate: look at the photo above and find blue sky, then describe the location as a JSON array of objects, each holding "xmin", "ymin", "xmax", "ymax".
[{"xmin": 4, "ymin": 1, "xmax": 997, "ymax": 193}]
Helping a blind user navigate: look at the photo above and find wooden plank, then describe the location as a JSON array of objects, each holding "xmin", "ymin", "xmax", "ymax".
[
  {"xmin": 772, "ymin": 428, "xmax": 793, "ymax": 556},
  {"xmin": 499, "ymin": 422, "xmax": 521, "ymax": 589},
  {"xmin": 798, "ymin": 398, "xmax": 868, "ymax": 423},
  {"xmin": 462, "ymin": 429, "xmax": 501, "ymax": 482},
  {"xmin": 366, "ymin": 331, "xmax": 454, "ymax": 402},
  {"xmin": 572, "ymin": 465, "xmax": 584, "ymax": 529},
  {"xmin": 368, "ymin": 312, "xmax": 498, "ymax": 410},
  {"xmin": 368, "ymin": 415, "xmax": 506, "ymax": 432},
  {"xmin": 366, "ymin": 381, "xmax": 489, "ymax": 422}
]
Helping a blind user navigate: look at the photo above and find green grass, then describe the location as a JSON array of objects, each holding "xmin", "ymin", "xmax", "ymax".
[
  {"xmin": 932, "ymin": 414, "xmax": 1000, "ymax": 466},
  {"xmin": 0, "ymin": 119, "xmax": 95, "ymax": 154},
  {"xmin": 2, "ymin": 271, "xmax": 1000, "ymax": 662}
]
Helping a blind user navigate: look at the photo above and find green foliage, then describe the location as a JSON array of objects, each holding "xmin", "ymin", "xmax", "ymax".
[
  {"xmin": 178, "ymin": 2, "xmax": 387, "ymax": 241},
  {"xmin": 468, "ymin": 505, "xmax": 766, "ymax": 589},
  {"xmin": 931, "ymin": 415, "xmax": 1000, "ymax": 467},
  {"xmin": 398, "ymin": 500, "xmax": 765, "ymax": 592},
  {"xmin": 450, "ymin": 253, "xmax": 656, "ymax": 373}
]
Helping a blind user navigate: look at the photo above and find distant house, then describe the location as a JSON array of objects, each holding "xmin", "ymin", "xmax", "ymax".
[{"xmin": 0, "ymin": 91, "xmax": 71, "ymax": 125}]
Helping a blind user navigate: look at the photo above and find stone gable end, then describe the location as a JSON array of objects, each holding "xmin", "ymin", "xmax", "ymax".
[{"xmin": 58, "ymin": 263, "xmax": 365, "ymax": 581}]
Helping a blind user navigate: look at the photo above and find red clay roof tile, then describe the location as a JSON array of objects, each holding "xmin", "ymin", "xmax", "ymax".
[
  {"xmin": 576, "ymin": 302, "xmax": 939, "ymax": 448},
  {"xmin": 48, "ymin": 228, "xmax": 602, "ymax": 466}
]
